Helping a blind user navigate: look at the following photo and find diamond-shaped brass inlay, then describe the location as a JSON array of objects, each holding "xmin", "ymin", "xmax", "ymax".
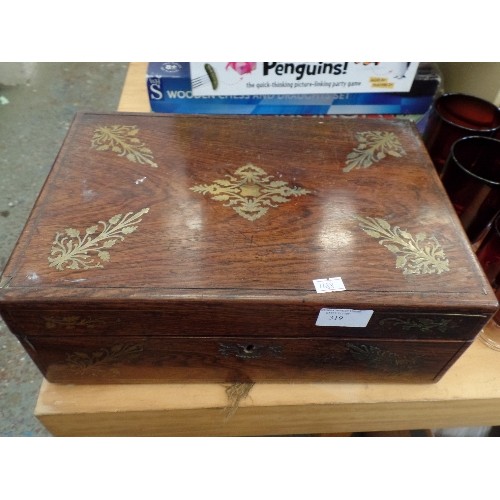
[{"xmin": 190, "ymin": 163, "xmax": 311, "ymax": 221}]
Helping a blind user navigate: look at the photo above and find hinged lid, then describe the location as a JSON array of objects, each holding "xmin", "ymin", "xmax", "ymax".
[{"xmin": 0, "ymin": 113, "xmax": 496, "ymax": 316}]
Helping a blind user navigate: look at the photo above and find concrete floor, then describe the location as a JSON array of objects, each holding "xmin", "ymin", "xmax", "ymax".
[{"xmin": 0, "ymin": 62, "xmax": 128, "ymax": 436}]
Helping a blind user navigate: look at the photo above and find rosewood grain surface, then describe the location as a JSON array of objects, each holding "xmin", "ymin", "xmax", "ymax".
[
  {"xmin": 0, "ymin": 113, "xmax": 497, "ymax": 384},
  {"xmin": 19, "ymin": 334, "xmax": 469, "ymax": 384},
  {"xmin": 1, "ymin": 114, "xmax": 492, "ymax": 295},
  {"xmin": 1, "ymin": 306, "xmax": 490, "ymax": 340}
]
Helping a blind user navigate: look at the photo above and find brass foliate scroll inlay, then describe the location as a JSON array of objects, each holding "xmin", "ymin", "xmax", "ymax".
[
  {"xmin": 344, "ymin": 131, "xmax": 406, "ymax": 172},
  {"xmin": 356, "ymin": 216, "xmax": 450, "ymax": 275},
  {"xmin": 190, "ymin": 163, "xmax": 311, "ymax": 221},
  {"xmin": 66, "ymin": 342, "xmax": 144, "ymax": 376},
  {"xmin": 48, "ymin": 208, "xmax": 150, "ymax": 271},
  {"xmin": 347, "ymin": 343, "xmax": 422, "ymax": 371},
  {"xmin": 45, "ymin": 316, "xmax": 107, "ymax": 330},
  {"xmin": 91, "ymin": 125, "xmax": 158, "ymax": 168},
  {"xmin": 380, "ymin": 317, "xmax": 454, "ymax": 333}
]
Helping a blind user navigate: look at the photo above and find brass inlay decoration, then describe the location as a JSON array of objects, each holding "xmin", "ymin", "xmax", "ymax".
[
  {"xmin": 347, "ymin": 343, "xmax": 422, "ymax": 372},
  {"xmin": 48, "ymin": 208, "xmax": 150, "ymax": 271},
  {"xmin": 45, "ymin": 316, "xmax": 107, "ymax": 330},
  {"xmin": 344, "ymin": 131, "xmax": 406, "ymax": 172},
  {"xmin": 91, "ymin": 125, "xmax": 158, "ymax": 168},
  {"xmin": 66, "ymin": 342, "xmax": 144, "ymax": 376},
  {"xmin": 356, "ymin": 216, "xmax": 450, "ymax": 275},
  {"xmin": 190, "ymin": 163, "xmax": 311, "ymax": 221},
  {"xmin": 380, "ymin": 317, "xmax": 454, "ymax": 333}
]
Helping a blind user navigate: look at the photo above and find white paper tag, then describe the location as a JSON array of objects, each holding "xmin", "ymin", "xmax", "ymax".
[
  {"xmin": 316, "ymin": 308, "xmax": 374, "ymax": 327},
  {"xmin": 313, "ymin": 277, "xmax": 346, "ymax": 294}
]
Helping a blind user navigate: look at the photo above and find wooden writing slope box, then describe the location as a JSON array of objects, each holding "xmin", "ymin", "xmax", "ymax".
[{"xmin": 0, "ymin": 113, "xmax": 497, "ymax": 384}]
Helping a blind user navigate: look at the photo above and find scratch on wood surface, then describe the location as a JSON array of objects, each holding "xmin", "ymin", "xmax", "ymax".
[{"xmin": 223, "ymin": 382, "xmax": 255, "ymax": 421}]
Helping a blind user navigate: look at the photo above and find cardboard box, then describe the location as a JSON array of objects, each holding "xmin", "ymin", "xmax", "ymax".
[
  {"xmin": 189, "ymin": 62, "xmax": 419, "ymax": 96},
  {"xmin": 147, "ymin": 62, "xmax": 441, "ymax": 115}
]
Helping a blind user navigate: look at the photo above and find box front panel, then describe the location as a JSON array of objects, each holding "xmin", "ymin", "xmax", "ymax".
[{"xmin": 18, "ymin": 334, "xmax": 469, "ymax": 384}]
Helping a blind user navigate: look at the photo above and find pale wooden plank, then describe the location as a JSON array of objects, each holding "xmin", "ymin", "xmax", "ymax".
[
  {"xmin": 36, "ymin": 329, "xmax": 500, "ymax": 436},
  {"xmin": 117, "ymin": 62, "xmax": 150, "ymax": 112}
]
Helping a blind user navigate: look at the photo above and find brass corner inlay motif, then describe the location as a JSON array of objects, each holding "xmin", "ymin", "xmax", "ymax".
[
  {"xmin": 48, "ymin": 208, "xmax": 150, "ymax": 271},
  {"xmin": 347, "ymin": 343, "xmax": 422, "ymax": 372},
  {"xmin": 355, "ymin": 216, "xmax": 450, "ymax": 275},
  {"xmin": 45, "ymin": 316, "xmax": 108, "ymax": 331},
  {"xmin": 91, "ymin": 125, "xmax": 158, "ymax": 168},
  {"xmin": 344, "ymin": 131, "xmax": 406, "ymax": 172},
  {"xmin": 190, "ymin": 163, "xmax": 311, "ymax": 221},
  {"xmin": 66, "ymin": 342, "xmax": 144, "ymax": 376},
  {"xmin": 380, "ymin": 317, "xmax": 454, "ymax": 333}
]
